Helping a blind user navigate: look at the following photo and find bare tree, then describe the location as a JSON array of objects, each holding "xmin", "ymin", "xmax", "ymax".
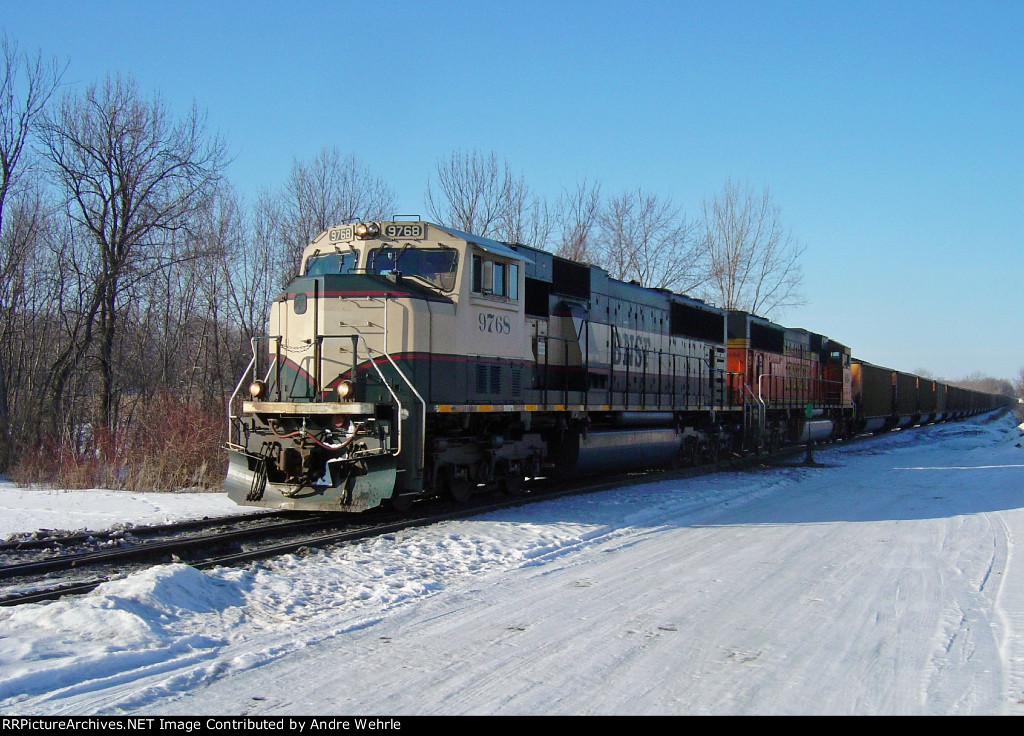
[
  {"xmin": 500, "ymin": 184, "xmax": 553, "ymax": 248},
  {"xmin": 597, "ymin": 188, "xmax": 703, "ymax": 292},
  {"xmin": 30, "ymin": 217, "xmax": 96, "ymax": 445},
  {"xmin": 425, "ymin": 149, "xmax": 527, "ymax": 238},
  {"xmin": 1013, "ymin": 368, "xmax": 1024, "ymax": 422},
  {"xmin": 0, "ymin": 32, "xmax": 63, "ymax": 470},
  {"xmin": 248, "ymin": 187, "xmax": 292, "ymax": 316},
  {"xmin": 38, "ymin": 74, "xmax": 226, "ymax": 431},
  {"xmin": 0, "ymin": 32, "xmax": 63, "ymax": 236},
  {"xmin": 554, "ymin": 179, "xmax": 602, "ymax": 262},
  {"xmin": 952, "ymin": 372, "xmax": 1014, "ymax": 397},
  {"xmin": 198, "ymin": 184, "xmax": 278, "ymax": 393},
  {"xmin": 277, "ymin": 147, "xmax": 395, "ymax": 274},
  {"xmin": 1014, "ymin": 368, "xmax": 1024, "ymax": 421},
  {"xmin": 0, "ymin": 187, "xmax": 61, "ymax": 456},
  {"xmin": 699, "ymin": 179, "xmax": 805, "ymax": 317}
]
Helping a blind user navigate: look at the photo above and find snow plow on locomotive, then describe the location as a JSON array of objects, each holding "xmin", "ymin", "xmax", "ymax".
[{"xmin": 225, "ymin": 220, "xmax": 1008, "ymax": 512}]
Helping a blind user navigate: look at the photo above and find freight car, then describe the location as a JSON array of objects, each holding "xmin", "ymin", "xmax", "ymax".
[{"xmin": 224, "ymin": 221, "xmax": 1008, "ymax": 512}]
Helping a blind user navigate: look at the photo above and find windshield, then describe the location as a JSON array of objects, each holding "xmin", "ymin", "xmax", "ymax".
[
  {"xmin": 367, "ymin": 247, "xmax": 459, "ymax": 292},
  {"xmin": 305, "ymin": 251, "xmax": 357, "ymax": 276}
]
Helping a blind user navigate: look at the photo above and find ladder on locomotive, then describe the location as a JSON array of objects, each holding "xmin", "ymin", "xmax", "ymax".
[{"xmin": 742, "ymin": 385, "xmax": 766, "ymax": 452}]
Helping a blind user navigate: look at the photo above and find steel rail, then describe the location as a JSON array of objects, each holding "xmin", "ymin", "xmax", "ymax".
[{"xmin": 2, "ymin": 415, "xmax": 1002, "ymax": 608}]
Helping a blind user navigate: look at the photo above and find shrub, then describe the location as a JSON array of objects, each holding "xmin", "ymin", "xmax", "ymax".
[{"xmin": 10, "ymin": 394, "xmax": 227, "ymax": 492}]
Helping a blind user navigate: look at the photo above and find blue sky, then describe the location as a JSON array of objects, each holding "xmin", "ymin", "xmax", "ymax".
[{"xmin": 3, "ymin": 0, "xmax": 1021, "ymax": 381}]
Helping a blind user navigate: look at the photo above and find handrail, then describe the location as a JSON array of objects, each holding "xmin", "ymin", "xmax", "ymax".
[
  {"xmin": 758, "ymin": 373, "xmax": 844, "ymax": 407},
  {"xmin": 745, "ymin": 383, "xmax": 764, "ymax": 409},
  {"xmin": 744, "ymin": 383, "xmax": 766, "ymax": 446},
  {"xmin": 290, "ymin": 329, "xmax": 422, "ymax": 465},
  {"xmin": 358, "ymin": 334, "xmax": 426, "ymax": 470},
  {"xmin": 226, "ymin": 294, "xmax": 426, "ymax": 474},
  {"xmin": 533, "ymin": 331, "xmax": 729, "ymax": 409},
  {"xmin": 531, "ymin": 331, "xmax": 848, "ymax": 413},
  {"xmin": 226, "ymin": 353, "xmax": 256, "ymax": 450},
  {"xmin": 226, "ymin": 335, "xmax": 282, "ymax": 450}
]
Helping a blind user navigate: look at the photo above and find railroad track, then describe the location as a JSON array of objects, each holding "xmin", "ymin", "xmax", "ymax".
[
  {"xmin": 0, "ymin": 431, "xmax": 903, "ymax": 608},
  {"xmin": 0, "ymin": 462, "xmax": 689, "ymax": 608},
  {"xmin": 0, "ymin": 489, "xmax": 564, "ymax": 607},
  {"xmin": 0, "ymin": 511, "xmax": 346, "ymax": 606},
  {"xmin": 0, "ymin": 510, "xmax": 291, "ymax": 552}
]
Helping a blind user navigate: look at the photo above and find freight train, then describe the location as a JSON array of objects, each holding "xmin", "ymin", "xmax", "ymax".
[{"xmin": 224, "ymin": 220, "xmax": 1008, "ymax": 512}]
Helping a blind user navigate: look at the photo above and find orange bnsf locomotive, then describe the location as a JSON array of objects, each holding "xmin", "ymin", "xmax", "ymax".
[{"xmin": 224, "ymin": 221, "xmax": 1007, "ymax": 512}]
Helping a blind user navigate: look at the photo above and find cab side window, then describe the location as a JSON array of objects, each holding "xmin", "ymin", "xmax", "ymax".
[
  {"xmin": 471, "ymin": 253, "xmax": 518, "ymax": 300},
  {"xmin": 492, "ymin": 262, "xmax": 506, "ymax": 297}
]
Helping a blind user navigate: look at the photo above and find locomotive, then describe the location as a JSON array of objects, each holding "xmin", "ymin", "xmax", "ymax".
[{"xmin": 224, "ymin": 220, "xmax": 1007, "ymax": 512}]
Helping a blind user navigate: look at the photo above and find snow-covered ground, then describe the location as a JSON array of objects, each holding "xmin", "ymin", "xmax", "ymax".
[{"xmin": 1, "ymin": 413, "xmax": 1023, "ymax": 715}]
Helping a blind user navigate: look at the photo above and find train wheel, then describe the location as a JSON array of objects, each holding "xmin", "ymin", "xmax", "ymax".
[
  {"xmin": 525, "ymin": 455, "xmax": 542, "ymax": 480},
  {"xmin": 501, "ymin": 473, "xmax": 526, "ymax": 496},
  {"xmin": 386, "ymin": 493, "xmax": 414, "ymax": 512},
  {"xmin": 446, "ymin": 478, "xmax": 474, "ymax": 503}
]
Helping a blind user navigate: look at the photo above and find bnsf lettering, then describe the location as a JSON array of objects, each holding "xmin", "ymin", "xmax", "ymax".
[
  {"xmin": 613, "ymin": 333, "xmax": 652, "ymax": 367},
  {"xmin": 478, "ymin": 313, "xmax": 512, "ymax": 334}
]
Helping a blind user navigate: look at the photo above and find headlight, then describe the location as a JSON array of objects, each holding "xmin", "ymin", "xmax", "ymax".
[
  {"xmin": 354, "ymin": 222, "xmax": 380, "ymax": 239},
  {"xmin": 337, "ymin": 380, "xmax": 354, "ymax": 399},
  {"xmin": 249, "ymin": 380, "xmax": 266, "ymax": 399}
]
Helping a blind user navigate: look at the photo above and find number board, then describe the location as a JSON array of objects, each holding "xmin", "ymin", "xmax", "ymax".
[
  {"xmin": 383, "ymin": 222, "xmax": 426, "ymax": 240},
  {"xmin": 328, "ymin": 226, "xmax": 354, "ymax": 242}
]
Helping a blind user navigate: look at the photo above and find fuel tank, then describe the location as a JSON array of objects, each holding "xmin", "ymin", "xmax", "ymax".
[
  {"xmin": 549, "ymin": 428, "xmax": 680, "ymax": 475},
  {"xmin": 795, "ymin": 419, "xmax": 833, "ymax": 443}
]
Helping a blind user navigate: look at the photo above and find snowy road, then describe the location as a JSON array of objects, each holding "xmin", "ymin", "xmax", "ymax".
[{"xmin": 1, "ymin": 413, "xmax": 1023, "ymax": 715}]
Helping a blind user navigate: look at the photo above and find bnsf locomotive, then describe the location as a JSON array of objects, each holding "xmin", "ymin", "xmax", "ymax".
[{"xmin": 224, "ymin": 221, "xmax": 1007, "ymax": 512}]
